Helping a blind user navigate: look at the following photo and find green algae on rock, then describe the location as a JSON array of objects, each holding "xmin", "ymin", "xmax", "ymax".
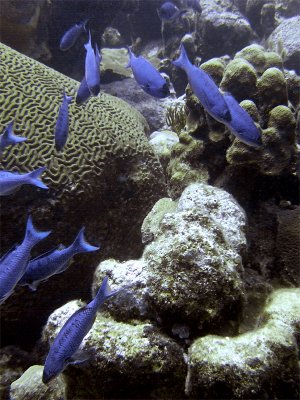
[
  {"xmin": 10, "ymin": 365, "xmax": 66, "ymax": 400},
  {"xmin": 94, "ymin": 183, "xmax": 246, "ymax": 334},
  {"xmin": 42, "ymin": 303, "xmax": 186, "ymax": 399},
  {"xmin": 186, "ymin": 288, "xmax": 300, "ymax": 399}
]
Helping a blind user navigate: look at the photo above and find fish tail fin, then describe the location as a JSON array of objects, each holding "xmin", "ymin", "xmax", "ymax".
[
  {"xmin": 5, "ymin": 121, "xmax": 27, "ymax": 143},
  {"xmin": 24, "ymin": 215, "xmax": 51, "ymax": 246},
  {"xmin": 27, "ymin": 166, "xmax": 49, "ymax": 190},
  {"xmin": 84, "ymin": 30, "xmax": 91, "ymax": 50},
  {"xmin": 70, "ymin": 227, "xmax": 100, "ymax": 254},
  {"xmin": 94, "ymin": 276, "xmax": 120, "ymax": 309},
  {"xmin": 172, "ymin": 43, "xmax": 190, "ymax": 70}
]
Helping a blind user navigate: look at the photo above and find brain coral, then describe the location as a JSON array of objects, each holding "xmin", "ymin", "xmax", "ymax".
[{"xmin": 0, "ymin": 42, "xmax": 166, "ymax": 347}]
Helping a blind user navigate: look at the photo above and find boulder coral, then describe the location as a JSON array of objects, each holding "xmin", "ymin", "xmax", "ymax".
[
  {"xmin": 186, "ymin": 288, "xmax": 300, "ymax": 399},
  {"xmin": 0, "ymin": 42, "xmax": 167, "ymax": 348},
  {"xmin": 94, "ymin": 183, "xmax": 246, "ymax": 335},
  {"xmin": 41, "ymin": 302, "xmax": 186, "ymax": 399}
]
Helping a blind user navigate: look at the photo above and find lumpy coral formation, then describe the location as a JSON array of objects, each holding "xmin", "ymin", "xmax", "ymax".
[
  {"xmin": 94, "ymin": 183, "xmax": 246, "ymax": 333},
  {"xmin": 167, "ymin": 43, "xmax": 298, "ymax": 196}
]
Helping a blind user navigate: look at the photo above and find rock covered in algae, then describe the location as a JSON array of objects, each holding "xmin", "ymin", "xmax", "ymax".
[
  {"xmin": 42, "ymin": 302, "xmax": 186, "ymax": 399},
  {"xmin": 0, "ymin": 42, "xmax": 166, "ymax": 348},
  {"xmin": 10, "ymin": 365, "xmax": 66, "ymax": 400},
  {"xmin": 275, "ymin": 206, "xmax": 300, "ymax": 286},
  {"xmin": 226, "ymin": 105, "xmax": 297, "ymax": 175},
  {"xmin": 94, "ymin": 183, "xmax": 246, "ymax": 335},
  {"xmin": 186, "ymin": 288, "xmax": 300, "ymax": 399},
  {"xmin": 266, "ymin": 16, "xmax": 300, "ymax": 74}
]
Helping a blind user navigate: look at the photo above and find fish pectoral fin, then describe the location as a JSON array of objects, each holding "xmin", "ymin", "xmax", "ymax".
[
  {"xmin": 66, "ymin": 349, "xmax": 92, "ymax": 366},
  {"xmin": 28, "ymin": 281, "xmax": 40, "ymax": 291}
]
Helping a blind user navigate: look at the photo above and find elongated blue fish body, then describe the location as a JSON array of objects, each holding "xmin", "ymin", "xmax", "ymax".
[
  {"xmin": 223, "ymin": 93, "xmax": 262, "ymax": 147},
  {"xmin": 0, "ymin": 166, "xmax": 48, "ymax": 196},
  {"xmin": 42, "ymin": 276, "xmax": 119, "ymax": 384},
  {"xmin": 59, "ymin": 20, "xmax": 88, "ymax": 51},
  {"xmin": 173, "ymin": 44, "xmax": 231, "ymax": 123},
  {"xmin": 54, "ymin": 92, "xmax": 72, "ymax": 152},
  {"xmin": 84, "ymin": 31, "xmax": 100, "ymax": 96},
  {"xmin": 76, "ymin": 44, "xmax": 102, "ymax": 105},
  {"xmin": 0, "ymin": 121, "xmax": 27, "ymax": 154},
  {"xmin": 127, "ymin": 48, "xmax": 170, "ymax": 98},
  {"xmin": 19, "ymin": 227, "xmax": 99, "ymax": 290},
  {"xmin": 0, "ymin": 216, "xmax": 51, "ymax": 304}
]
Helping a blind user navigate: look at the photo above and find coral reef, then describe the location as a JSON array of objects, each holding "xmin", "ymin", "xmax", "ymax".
[
  {"xmin": 0, "ymin": 42, "xmax": 167, "ymax": 348},
  {"xmin": 186, "ymin": 288, "xmax": 300, "ymax": 399},
  {"xmin": 168, "ymin": 43, "xmax": 297, "ymax": 199},
  {"xmin": 275, "ymin": 206, "xmax": 300, "ymax": 286},
  {"xmin": 10, "ymin": 365, "xmax": 66, "ymax": 400},
  {"xmin": 42, "ymin": 304, "xmax": 186, "ymax": 399},
  {"xmin": 266, "ymin": 16, "xmax": 300, "ymax": 74},
  {"xmin": 94, "ymin": 183, "xmax": 246, "ymax": 335}
]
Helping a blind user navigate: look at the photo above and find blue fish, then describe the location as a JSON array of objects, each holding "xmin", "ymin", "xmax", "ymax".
[
  {"xmin": 84, "ymin": 31, "xmax": 100, "ymax": 96},
  {"xmin": 126, "ymin": 47, "xmax": 170, "ymax": 98},
  {"xmin": 0, "ymin": 216, "xmax": 51, "ymax": 304},
  {"xmin": 76, "ymin": 44, "xmax": 101, "ymax": 105},
  {"xmin": 59, "ymin": 20, "xmax": 88, "ymax": 51},
  {"xmin": 0, "ymin": 121, "xmax": 27, "ymax": 155},
  {"xmin": 54, "ymin": 91, "xmax": 72, "ymax": 151},
  {"xmin": 42, "ymin": 276, "xmax": 119, "ymax": 384},
  {"xmin": 173, "ymin": 44, "xmax": 231, "ymax": 123},
  {"xmin": 157, "ymin": 2, "xmax": 187, "ymax": 21},
  {"xmin": 223, "ymin": 93, "xmax": 262, "ymax": 147},
  {"xmin": 0, "ymin": 166, "xmax": 48, "ymax": 196},
  {"xmin": 19, "ymin": 227, "xmax": 99, "ymax": 290}
]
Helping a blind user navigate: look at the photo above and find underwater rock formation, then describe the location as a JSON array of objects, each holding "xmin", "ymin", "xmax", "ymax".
[
  {"xmin": 41, "ymin": 302, "xmax": 186, "ymax": 399},
  {"xmin": 186, "ymin": 288, "xmax": 300, "ymax": 399},
  {"xmin": 0, "ymin": 42, "xmax": 167, "ymax": 347},
  {"xmin": 275, "ymin": 206, "xmax": 300, "ymax": 286},
  {"xmin": 199, "ymin": 0, "xmax": 255, "ymax": 59},
  {"xmin": 10, "ymin": 365, "xmax": 66, "ymax": 400},
  {"xmin": 94, "ymin": 183, "xmax": 246, "ymax": 335},
  {"xmin": 267, "ymin": 16, "xmax": 300, "ymax": 74},
  {"xmin": 0, "ymin": 0, "xmax": 51, "ymax": 62}
]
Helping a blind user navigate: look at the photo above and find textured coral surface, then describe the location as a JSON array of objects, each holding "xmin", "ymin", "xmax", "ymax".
[{"xmin": 0, "ymin": 42, "xmax": 166, "ymax": 348}]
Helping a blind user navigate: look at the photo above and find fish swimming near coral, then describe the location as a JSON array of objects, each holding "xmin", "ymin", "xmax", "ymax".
[
  {"xmin": 126, "ymin": 47, "xmax": 170, "ymax": 98},
  {"xmin": 172, "ymin": 43, "xmax": 231, "ymax": 123},
  {"xmin": 59, "ymin": 20, "xmax": 88, "ymax": 51},
  {"xmin": 223, "ymin": 93, "xmax": 262, "ymax": 147},
  {"xmin": 84, "ymin": 30, "xmax": 100, "ymax": 96},
  {"xmin": 76, "ymin": 44, "xmax": 102, "ymax": 105},
  {"xmin": 0, "ymin": 121, "xmax": 27, "ymax": 155},
  {"xmin": 0, "ymin": 166, "xmax": 48, "ymax": 196},
  {"xmin": 42, "ymin": 276, "xmax": 120, "ymax": 384},
  {"xmin": 54, "ymin": 91, "xmax": 72, "ymax": 151},
  {"xmin": 157, "ymin": 1, "xmax": 187, "ymax": 21},
  {"xmin": 0, "ymin": 216, "xmax": 51, "ymax": 305},
  {"xmin": 19, "ymin": 227, "xmax": 99, "ymax": 290}
]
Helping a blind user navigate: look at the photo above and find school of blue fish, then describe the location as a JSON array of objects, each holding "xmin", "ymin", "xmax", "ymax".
[{"xmin": 0, "ymin": 1, "xmax": 262, "ymax": 385}]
